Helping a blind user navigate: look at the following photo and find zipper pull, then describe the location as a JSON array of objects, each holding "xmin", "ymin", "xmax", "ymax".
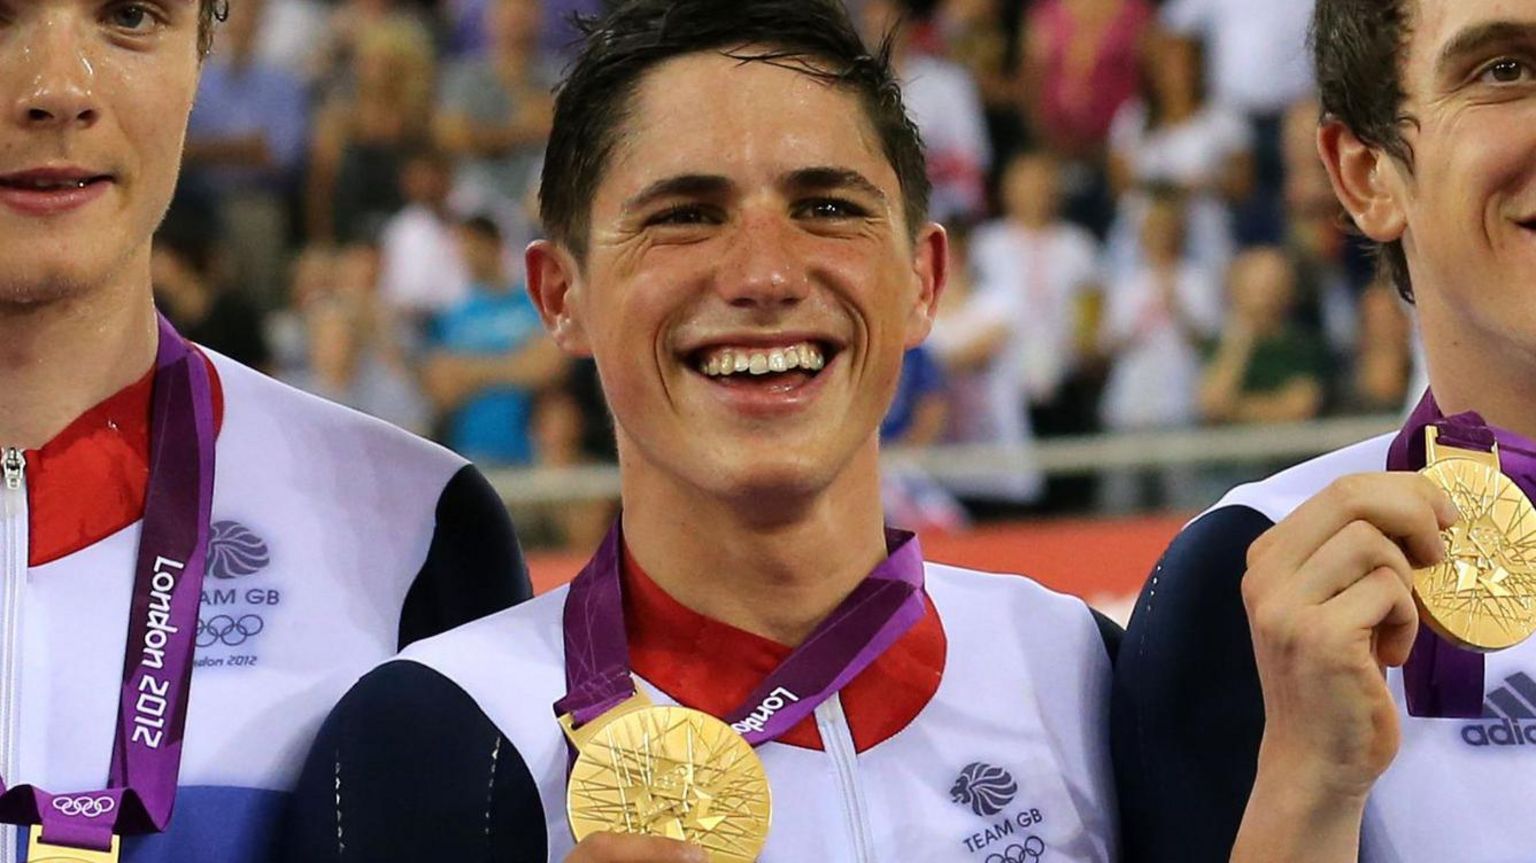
[{"xmin": 2, "ymin": 448, "xmax": 24, "ymax": 491}]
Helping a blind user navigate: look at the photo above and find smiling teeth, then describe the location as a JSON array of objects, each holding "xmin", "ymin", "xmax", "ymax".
[{"xmin": 699, "ymin": 343, "xmax": 826, "ymax": 376}]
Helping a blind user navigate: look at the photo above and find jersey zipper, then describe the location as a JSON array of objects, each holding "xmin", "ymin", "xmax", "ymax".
[
  {"xmin": 815, "ymin": 693, "xmax": 876, "ymax": 863},
  {"xmin": 1, "ymin": 446, "xmax": 28, "ymax": 863}
]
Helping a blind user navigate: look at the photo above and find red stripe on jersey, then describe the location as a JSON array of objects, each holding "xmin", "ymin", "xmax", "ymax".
[
  {"xmin": 27, "ymin": 353, "xmax": 224, "ymax": 567},
  {"xmin": 622, "ymin": 543, "xmax": 945, "ymax": 753}
]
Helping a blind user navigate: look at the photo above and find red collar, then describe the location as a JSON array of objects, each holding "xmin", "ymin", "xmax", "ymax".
[
  {"xmin": 622, "ymin": 544, "xmax": 946, "ymax": 753},
  {"xmin": 22, "ymin": 353, "xmax": 224, "ymax": 567}
]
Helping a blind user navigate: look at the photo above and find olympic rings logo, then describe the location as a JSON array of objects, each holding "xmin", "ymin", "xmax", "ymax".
[
  {"xmin": 196, "ymin": 614, "xmax": 265, "ymax": 648},
  {"xmin": 985, "ymin": 838, "xmax": 1045, "ymax": 863},
  {"xmin": 51, "ymin": 795, "xmax": 116, "ymax": 819}
]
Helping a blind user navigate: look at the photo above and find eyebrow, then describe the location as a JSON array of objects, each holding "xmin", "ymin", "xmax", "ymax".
[
  {"xmin": 621, "ymin": 174, "xmax": 733, "ymax": 214},
  {"xmin": 1436, "ymin": 20, "xmax": 1536, "ymax": 78},
  {"xmin": 782, "ymin": 167, "xmax": 890, "ymax": 206},
  {"xmin": 622, "ymin": 167, "xmax": 890, "ymax": 215}
]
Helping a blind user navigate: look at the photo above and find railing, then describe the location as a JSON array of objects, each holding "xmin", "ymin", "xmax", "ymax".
[{"xmin": 485, "ymin": 414, "xmax": 1401, "ymax": 505}]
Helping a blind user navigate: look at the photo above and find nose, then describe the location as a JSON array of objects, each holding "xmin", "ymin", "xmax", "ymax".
[
  {"xmin": 716, "ymin": 208, "xmax": 810, "ymax": 310},
  {"xmin": 8, "ymin": 16, "xmax": 100, "ymax": 130}
]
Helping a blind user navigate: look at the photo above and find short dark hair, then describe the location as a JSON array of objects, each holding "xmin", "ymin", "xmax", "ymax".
[
  {"xmin": 199, "ymin": 0, "xmax": 230, "ymax": 57},
  {"xmin": 539, "ymin": 0, "xmax": 930, "ymax": 261},
  {"xmin": 1312, "ymin": 0, "xmax": 1415, "ymax": 301}
]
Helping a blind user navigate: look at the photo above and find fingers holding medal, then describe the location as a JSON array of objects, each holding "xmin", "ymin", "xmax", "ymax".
[
  {"xmin": 1242, "ymin": 471, "xmax": 1456, "ymax": 792},
  {"xmin": 565, "ymin": 832, "xmax": 709, "ymax": 863}
]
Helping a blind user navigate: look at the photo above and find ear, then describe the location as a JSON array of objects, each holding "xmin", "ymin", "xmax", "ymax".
[
  {"xmin": 1317, "ymin": 120, "xmax": 1409, "ymax": 243},
  {"xmin": 904, "ymin": 223, "xmax": 949, "ymax": 348},
  {"xmin": 525, "ymin": 240, "xmax": 593, "ymax": 357}
]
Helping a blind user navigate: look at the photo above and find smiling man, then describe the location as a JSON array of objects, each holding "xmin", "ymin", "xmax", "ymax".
[
  {"xmin": 0, "ymin": 1, "xmax": 528, "ymax": 861},
  {"xmin": 1114, "ymin": 0, "xmax": 1536, "ymax": 860},
  {"xmin": 285, "ymin": 1, "xmax": 1121, "ymax": 861}
]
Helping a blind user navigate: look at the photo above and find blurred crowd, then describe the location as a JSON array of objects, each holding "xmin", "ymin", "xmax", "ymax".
[{"xmin": 157, "ymin": 0, "xmax": 1418, "ymax": 542}]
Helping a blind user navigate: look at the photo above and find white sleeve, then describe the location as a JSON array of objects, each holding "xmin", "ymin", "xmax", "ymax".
[
  {"xmin": 1181, "ymin": 267, "xmax": 1226, "ymax": 337},
  {"xmin": 1101, "ymin": 275, "xmax": 1145, "ymax": 347},
  {"xmin": 947, "ymin": 67, "xmax": 993, "ymax": 172},
  {"xmin": 967, "ymin": 224, "xmax": 1010, "ymax": 291},
  {"xmin": 377, "ymin": 222, "xmax": 412, "ymax": 309}
]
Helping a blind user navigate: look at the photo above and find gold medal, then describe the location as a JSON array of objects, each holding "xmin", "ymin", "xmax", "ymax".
[
  {"xmin": 1413, "ymin": 427, "xmax": 1536, "ymax": 651},
  {"xmin": 560, "ymin": 691, "xmax": 771, "ymax": 862},
  {"xmin": 25, "ymin": 825, "xmax": 120, "ymax": 863}
]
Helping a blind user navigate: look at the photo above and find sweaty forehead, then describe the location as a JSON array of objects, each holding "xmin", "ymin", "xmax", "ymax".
[{"xmin": 597, "ymin": 51, "xmax": 896, "ymax": 204}]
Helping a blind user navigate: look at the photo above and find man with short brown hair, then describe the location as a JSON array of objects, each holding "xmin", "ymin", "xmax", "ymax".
[
  {"xmin": 0, "ymin": 1, "xmax": 529, "ymax": 859},
  {"xmin": 1115, "ymin": 0, "xmax": 1536, "ymax": 860}
]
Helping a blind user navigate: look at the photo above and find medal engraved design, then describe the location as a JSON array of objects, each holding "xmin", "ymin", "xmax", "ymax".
[
  {"xmin": 1414, "ymin": 429, "xmax": 1536, "ymax": 651},
  {"xmin": 26, "ymin": 825, "xmax": 121, "ymax": 863},
  {"xmin": 562, "ymin": 694, "xmax": 771, "ymax": 862}
]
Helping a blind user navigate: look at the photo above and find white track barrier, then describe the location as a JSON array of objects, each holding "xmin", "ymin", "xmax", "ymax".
[{"xmin": 486, "ymin": 414, "xmax": 1399, "ymax": 506}]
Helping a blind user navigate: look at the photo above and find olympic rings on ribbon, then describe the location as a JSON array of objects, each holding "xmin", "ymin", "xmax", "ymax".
[{"xmin": 51, "ymin": 795, "xmax": 116, "ymax": 819}]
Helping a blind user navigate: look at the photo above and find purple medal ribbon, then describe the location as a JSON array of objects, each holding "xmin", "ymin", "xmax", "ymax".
[
  {"xmin": 554, "ymin": 521, "xmax": 928, "ymax": 746},
  {"xmin": 0, "ymin": 315, "xmax": 216, "ymax": 851},
  {"xmin": 1387, "ymin": 390, "xmax": 1536, "ymax": 718}
]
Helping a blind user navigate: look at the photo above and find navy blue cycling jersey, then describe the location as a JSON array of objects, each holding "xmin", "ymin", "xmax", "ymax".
[{"xmin": 1114, "ymin": 434, "xmax": 1536, "ymax": 862}]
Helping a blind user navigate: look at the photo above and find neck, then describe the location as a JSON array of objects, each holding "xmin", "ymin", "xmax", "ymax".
[
  {"xmin": 0, "ymin": 282, "xmax": 158, "ymax": 450},
  {"xmin": 618, "ymin": 441, "xmax": 891, "ymax": 647},
  {"xmin": 1419, "ymin": 288, "xmax": 1536, "ymax": 439}
]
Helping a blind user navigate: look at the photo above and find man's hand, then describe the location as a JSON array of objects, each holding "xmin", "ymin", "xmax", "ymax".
[
  {"xmin": 1232, "ymin": 473, "xmax": 1457, "ymax": 861},
  {"xmin": 565, "ymin": 833, "xmax": 708, "ymax": 862}
]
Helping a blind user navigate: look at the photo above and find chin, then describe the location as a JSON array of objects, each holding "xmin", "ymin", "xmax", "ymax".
[
  {"xmin": 0, "ymin": 262, "xmax": 100, "ymax": 308},
  {"xmin": 707, "ymin": 455, "xmax": 846, "ymax": 511}
]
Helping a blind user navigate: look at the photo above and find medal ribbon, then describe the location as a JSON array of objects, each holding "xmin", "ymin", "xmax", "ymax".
[
  {"xmin": 555, "ymin": 521, "xmax": 927, "ymax": 746},
  {"xmin": 1387, "ymin": 390, "xmax": 1536, "ymax": 718},
  {"xmin": 0, "ymin": 315, "xmax": 216, "ymax": 850}
]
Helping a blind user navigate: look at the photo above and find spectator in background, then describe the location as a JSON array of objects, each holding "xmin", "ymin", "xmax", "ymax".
[
  {"xmin": 937, "ymin": 0, "xmax": 1030, "ymax": 185},
  {"xmin": 1160, "ymin": 0, "xmax": 1316, "ymax": 244},
  {"xmin": 252, "ymin": 0, "xmax": 331, "ymax": 85},
  {"xmin": 1106, "ymin": 27, "xmax": 1252, "ymax": 281},
  {"xmin": 1345, "ymin": 280, "xmax": 1414, "ymax": 415},
  {"xmin": 435, "ymin": 0, "xmax": 558, "ymax": 233},
  {"xmin": 377, "ymin": 149, "xmax": 471, "ymax": 340},
  {"xmin": 878, "ymin": 345, "xmax": 967, "ymax": 534},
  {"xmin": 283, "ymin": 245, "xmax": 433, "ymax": 433},
  {"xmin": 881, "ymin": 346, "xmax": 948, "ymax": 447},
  {"xmin": 312, "ymin": 0, "xmax": 434, "ymax": 98},
  {"xmin": 971, "ymin": 150, "xmax": 1101, "ymax": 438},
  {"xmin": 1098, "ymin": 188, "xmax": 1221, "ymax": 511},
  {"xmin": 1022, "ymin": 0, "xmax": 1151, "ymax": 235},
  {"xmin": 423, "ymin": 216, "xmax": 565, "ymax": 465},
  {"xmin": 308, "ymin": 18, "xmax": 435, "ymax": 244},
  {"xmin": 1198, "ymin": 248, "xmax": 1324, "ymax": 425},
  {"xmin": 928, "ymin": 227, "xmax": 1045, "ymax": 513},
  {"xmin": 152, "ymin": 215, "xmax": 273, "ymax": 373},
  {"xmin": 1283, "ymin": 97, "xmax": 1365, "ymax": 357},
  {"xmin": 862, "ymin": 0, "xmax": 991, "ymax": 223},
  {"xmin": 183, "ymin": 0, "xmax": 309, "ymax": 310},
  {"xmin": 1024, "ymin": 0, "xmax": 1150, "ymax": 158}
]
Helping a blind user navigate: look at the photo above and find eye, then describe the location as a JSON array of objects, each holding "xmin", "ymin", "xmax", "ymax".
[
  {"xmin": 105, "ymin": 2, "xmax": 160, "ymax": 32},
  {"xmin": 1478, "ymin": 57, "xmax": 1535, "ymax": 85},
  {"xmin": 645, "ymin": 205, "xmax": 717, "ymax": 228},
  {"xmin": 796, "ymin": 198, "xmax": 869, "ymax": 220}
]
